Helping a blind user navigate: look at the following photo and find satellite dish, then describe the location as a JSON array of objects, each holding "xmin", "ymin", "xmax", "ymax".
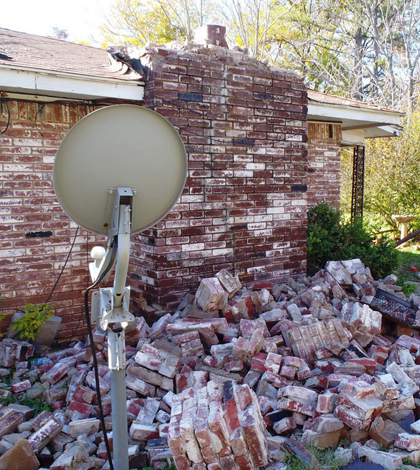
[
  {"xmin": 53, "ymin": 105, "xmax": 188, "ymax": 470},
  {"xmin": 53, "ymin": 105, "xmax": 187, "ymax": 235}
]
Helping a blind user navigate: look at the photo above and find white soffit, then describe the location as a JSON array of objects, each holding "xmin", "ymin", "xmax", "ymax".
[
  {"xmin": 341, "ymin": 129, "xmax": 366, "ymax": 146},
  {"xmin": 0, "ymin": 66, "xmax": 145, "ymax": 102}
]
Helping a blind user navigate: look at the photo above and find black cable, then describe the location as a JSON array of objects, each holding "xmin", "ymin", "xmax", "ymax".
[
  {"xmin": 84, "ymin": 236, "xmax": 118, "ymax": 470},
  {"xmin": 34, "ymin": 104, "xmax": 46, "ymax": 138},
  {"xmin": 45, "ymin": 226, "xmax": 80, "ymax": 305},
  {"xmin": 0, "ymin": 96, "xmax": 10, "ymax": 135}
]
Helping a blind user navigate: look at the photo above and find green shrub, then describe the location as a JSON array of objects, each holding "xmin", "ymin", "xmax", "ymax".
[
  {"xmin": 307, "ymin": 201, "xmax": 399, "ymax": 278},
  {"xmin": 12, "ymin": 303, "xmax": 53, "ymax": 342}
]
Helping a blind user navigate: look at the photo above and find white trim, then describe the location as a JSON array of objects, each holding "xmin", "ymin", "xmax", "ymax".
[
  {"xmin": 308, "ymin": 101, "xmax": 403, "ymax": 126},
  {"xmin": 0, "ymin": 67, "xmax": 144, "ymax": 101}
]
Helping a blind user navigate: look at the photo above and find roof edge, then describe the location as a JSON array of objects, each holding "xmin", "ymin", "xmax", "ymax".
[{"xmin": 0, "ymin": 67, "xmax": 145, "ymax": 102}]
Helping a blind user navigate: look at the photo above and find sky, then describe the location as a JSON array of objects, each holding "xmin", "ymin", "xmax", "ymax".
[{"xmin": 1, "ymin": 0, "xmax": 114, "ymax": 45}]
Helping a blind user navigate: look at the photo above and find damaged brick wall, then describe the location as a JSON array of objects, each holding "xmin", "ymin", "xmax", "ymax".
[
  {"xmin": 307, "ymin": 122, "xmax": 342, "ymax": 208},
  {"xmin": 0, "ymin": 100, "xmax": 104, "ymax": 341},
  {"xmin": 130, "ymin": 45, "xmax": 309, "ymax": 309}
]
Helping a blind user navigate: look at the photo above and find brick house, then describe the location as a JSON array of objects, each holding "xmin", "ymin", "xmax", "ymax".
[{"xmin": 0, "ymin": 28, "xmax": 403, "ymax": 341}]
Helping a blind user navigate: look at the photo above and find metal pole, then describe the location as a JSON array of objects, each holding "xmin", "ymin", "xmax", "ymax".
[{"xmin": 109, "ymin": 331, "xmax": 129, "ymax": 470}]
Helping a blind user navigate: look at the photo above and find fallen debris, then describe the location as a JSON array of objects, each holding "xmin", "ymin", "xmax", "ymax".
[{"xmin": 1, "ymin": 259, "xmax": 420, "ymax": 469}]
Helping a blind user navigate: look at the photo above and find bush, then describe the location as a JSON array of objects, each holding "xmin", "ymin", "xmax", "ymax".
[
  {"xmin": 307, "ymin": 201, "xmax": 399, "ymax": 278},
  {"xmin": 12, "ymin": 303, "xmax": 53, "ymax": 342}
]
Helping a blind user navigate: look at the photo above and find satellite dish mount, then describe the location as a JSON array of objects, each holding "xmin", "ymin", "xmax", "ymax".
[{"xmin": 93, "ymin": 187, "xmax": 135, "ymax": 360}]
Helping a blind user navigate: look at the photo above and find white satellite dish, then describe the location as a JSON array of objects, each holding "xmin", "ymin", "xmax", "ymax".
[
  {"xmin": 53, "ymin": 105, "xmax": 187, "ymax": 470},
  {"xmin": 54, "ymin": 104, "xmax": 187, "ymax": 235}
]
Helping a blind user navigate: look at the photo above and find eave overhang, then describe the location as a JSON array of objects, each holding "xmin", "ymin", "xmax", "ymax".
[
  {"xmin": 0, "ymin": 65, "xmax": 144, "ymax": 103},
  {"xmin": 308, "ymin": 96, "xmax": 404, "ymax": 145}
]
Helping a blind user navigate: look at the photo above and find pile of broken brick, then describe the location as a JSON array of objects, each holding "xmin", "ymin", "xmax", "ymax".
[{"xmin": 1, "ymin": 260, "xmax": 420, "ymax": 469}]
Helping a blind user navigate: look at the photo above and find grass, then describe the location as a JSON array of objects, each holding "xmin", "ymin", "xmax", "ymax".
[
  {"xmin": 0, "ymin": 394, "xmax": 53, "ymax": 415},
  {"xmin": 285, "ymin": 445, "xmax": 346, "ymax": 470},
  {"xmin": 402, "ymin": 460, "xmax": 420, "ymax": 468},
  {"xmin": 394, "ymin": 245, "xmax": 420, "ymax": 296}
]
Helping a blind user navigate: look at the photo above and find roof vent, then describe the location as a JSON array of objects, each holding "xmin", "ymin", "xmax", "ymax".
[{"xmin": 194, "ymin": 25, "xmax": 228, "ymax": 48}]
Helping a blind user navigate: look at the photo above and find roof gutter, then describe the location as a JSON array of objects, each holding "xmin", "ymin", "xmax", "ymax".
[{"xmin": 0, "ymin": 65, "xmax": 145, "ymax": 102}]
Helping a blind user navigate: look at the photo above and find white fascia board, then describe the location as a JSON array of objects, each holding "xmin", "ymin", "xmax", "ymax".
[
  {"xmin": 0, "ymin": 67, "xmax": 144, "ymax": 101},
  {"xmin": 308, "ymin": 101, "xmax": 402, "ymax": 127}
]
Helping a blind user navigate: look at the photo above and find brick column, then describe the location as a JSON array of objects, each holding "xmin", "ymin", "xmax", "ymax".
[{"xmin": 129, "ymin": 45, "xmax": 308, "ymax": 309}]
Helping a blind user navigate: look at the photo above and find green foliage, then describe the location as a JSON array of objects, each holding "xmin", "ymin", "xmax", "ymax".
[
  {"xmin": 285, "ymin": 445, "xmax": 346, "ymax": 470},
  {"xmin": 342, "ymin": 111, "xmax": 420, "ymax": 237},
  {"xmin": 398, "ymin": 281, "xmax": 419, "ymax": 297},
  {"xmin": 0, "ymin": 394, "xmax": 53, "ymax": 415},
  {"xmin": 1, "ymin": 369, "xmax": 13, "ymax": 387},
  {"xmin": 0, "ymin": 365, "xmax": 52, "ymax": 416},
  {"xmin": 402, "ymin": 459, "xmax": 420, "ymax": 468},
  {"xmin": 307, "ymin": 201, "xmax": 399, "ymax": 278},
  {"xmin": 141, "ymin": 464, "xmax": 176, "ymax": 470},
  {"xmin": 12, "ymin": 303, "xmax": 53, "ymax": 342},
  {"xmin": 101, "ymin": 0, "xmax": 217, "ymax": 47},
  {"xmin": 362, "ymin": 237, "xmax": 401, "ymax": 279}
]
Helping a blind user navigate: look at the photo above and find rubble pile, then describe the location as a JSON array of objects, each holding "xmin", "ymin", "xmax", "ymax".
[
  {"xmin": 1, "ymin": 261, "xmax": 420, "ymax": 469},
  {"xmin": 168, "ymin": 380, "xmax": 268, "ymax": 470}
]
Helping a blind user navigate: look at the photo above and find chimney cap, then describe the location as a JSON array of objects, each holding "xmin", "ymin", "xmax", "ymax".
[{"xmin": 194, "ymin": 25, "xmax": 228, "ymax": 48}]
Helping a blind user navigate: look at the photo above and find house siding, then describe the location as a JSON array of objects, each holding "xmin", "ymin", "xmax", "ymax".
[
  {"xmin": 0, "ymin": 100, "xmax": 105, "ymax": 341},
  {"xmin": 307, "ymin": 122, "xmax": 342, "ymax": 208}
]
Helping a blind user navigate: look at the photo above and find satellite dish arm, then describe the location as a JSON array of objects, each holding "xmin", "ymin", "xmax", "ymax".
[
  {"xmin": 89, "ymin": 187, "xmax": 133, "ymax": 298},
  {"xmin": 113, "ymin": 204, "xmax": 131, "ymax": 308}
]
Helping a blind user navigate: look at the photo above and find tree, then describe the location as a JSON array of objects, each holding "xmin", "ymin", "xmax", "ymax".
[
  {"xmin": 267, "ymin": 0, "xmax": 351, "ymax": 93},
  {"xmin": 101, "ymin": 0, "xmax": 420, "ymax": 110},
  {"xmin": 101, "ymin": 0, "xmax": 217, "ymax": 46},
  {"xmin": 341, "ymin": 110, "xmax": 420, "ymax": 236},
  {"xmin": 336, "ymin": 0, "xmax": 420, "ymax": 109},
  {"xmin": 217, "ymin": 0, "xmax": 294, "ymax": 60},
  {"xmin": 244, "ymin": 0, "xmax": 420, "ymax": 109}
]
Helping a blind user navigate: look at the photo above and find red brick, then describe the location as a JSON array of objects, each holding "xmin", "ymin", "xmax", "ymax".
[
  {"xmin": 208, "ymin": 402, "xmax": 231, "ymax": 457},
  {"xmin": 395, "ymin": 432, "xmax": 420, "ymax": 451},
  {"xmin": 72, "ymin": 385, "xmax": 97, "ymax": 404},
  {"xmin": 0, "ymin": 410, "xmax": 24, "ymax": 437}
]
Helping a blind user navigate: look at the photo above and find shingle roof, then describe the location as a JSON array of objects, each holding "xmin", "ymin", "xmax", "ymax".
[{"xmin": 0, "ymin": 27, "xmax": 143, "ymax": 82}]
